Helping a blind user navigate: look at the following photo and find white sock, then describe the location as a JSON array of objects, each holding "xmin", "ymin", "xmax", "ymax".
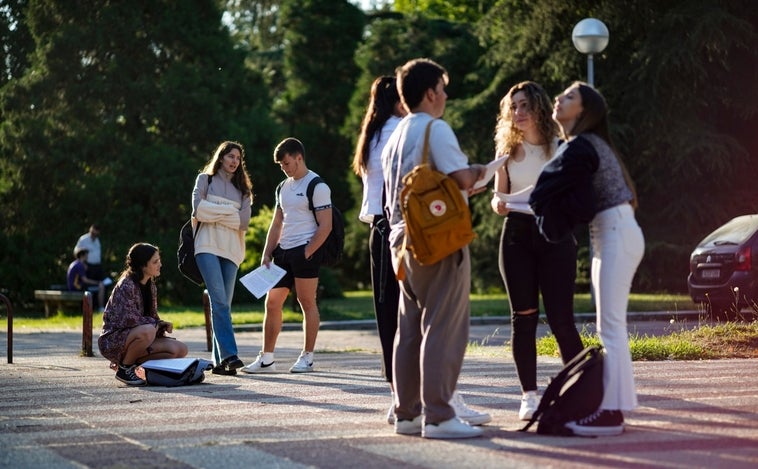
[
  {"xmin": 302, "ymin": 351, "xmax": 314, "ymax": 362},
  {"xmin": 261, "ymin": 352, "xmax": 274, "ymax": 364}
]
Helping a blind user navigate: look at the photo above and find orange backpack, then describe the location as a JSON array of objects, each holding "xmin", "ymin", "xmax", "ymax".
[{"xmin": 398, "ymin": 120, "xmax": 475, "ymax": 277}]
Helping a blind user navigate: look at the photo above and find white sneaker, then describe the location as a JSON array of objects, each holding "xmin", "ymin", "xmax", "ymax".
[
  {"xmin": 241, "ymin": 353, "xmax": 277, "ymax": 374},
  {"xmin": 519, "ymin": 391, "xmax": 540, "ymax": 421},
  {"xmin": 423, "ymin": 417, "xmax": 483, "ymax": 439},
  {"xmin": 394, "ymin": 415, "xmax": 422, "ymax": 435},
  {"xmin": 449, "ymin": 391, "xmax": 491, "ymax": 426},
  {"xmin": 289, "ymin": 353, "xmax": 314, "ymax": 373}
]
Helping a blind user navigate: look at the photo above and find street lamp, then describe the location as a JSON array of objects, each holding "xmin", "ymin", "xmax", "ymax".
[{"xmin": 571, "ymin": 18, "xmax": 609, "ymax": 86}]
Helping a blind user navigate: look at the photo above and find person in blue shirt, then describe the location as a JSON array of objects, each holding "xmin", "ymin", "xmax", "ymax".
[{"xmin": 67, "ymin": 247, "xmax": 105, "ymax": 311}]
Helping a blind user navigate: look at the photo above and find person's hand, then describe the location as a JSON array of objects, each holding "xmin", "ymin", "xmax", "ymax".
[
  {"xmin": 491, "ymin": 193, "xmax": 509, "ymax": 216},
  {"xmin": 156, "ymin": 320, "xmax": 173, "ymax": 336},
  {"xmin": 466, "ymin": 164, "xmax": 488, "ymax": 196},
  {"xmin": 261, "ymin": 254, "xmax": 272, "ymax": 267}
]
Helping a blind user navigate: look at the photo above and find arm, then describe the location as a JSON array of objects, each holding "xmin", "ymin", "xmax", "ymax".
[
  {"xmin": 191, "ymin": 173, "xmax": 209, "ymax": 218},
  {"xmin": 491, "ymin": 160, "xmax": 510, "ymax": 216},
  {"xmin": 429, "ymin": 120, "xmax": 486, "ymax": 194},
  {"xmin": 529, "ymin": 137, "xmax": 599, "ymax": 241},
  {"xmin": 195, "ymin": 199, "xmax": 241, "ymax": 229},
  {"xmin": 449, "ymin": 164, "xmax": 486, "ymax": 192},
  {"xmin": 261, "ymin": 207, "xmax": 284, "ymax": 267}
]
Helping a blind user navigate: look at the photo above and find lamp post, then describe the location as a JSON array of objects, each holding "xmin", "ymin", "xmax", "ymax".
[{"xmin": 571, "ymin": 18, "xmax": 609, "ymax": 86}]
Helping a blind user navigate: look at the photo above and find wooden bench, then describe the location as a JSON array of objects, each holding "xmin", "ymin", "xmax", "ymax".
[
  {"xmin": 34, "ymin": 290, "xmax": 89, "ymax": 318},
  {"xmin": 29, "ymin": 290, "xmax": 94, "ymax": 357}
]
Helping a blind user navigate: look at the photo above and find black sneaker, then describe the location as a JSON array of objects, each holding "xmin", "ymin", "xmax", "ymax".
[
  {"xmin": 566, "ymin": 410, "xmax": 624, "ymax": 437},
  {"xmin": 212, "ymin": 364, "xmax": 237, "ymax": 375},
  {"xmin": 212, "ymin": 356, "xmax": 245, "ymax": 376},
  {"xmin": 116, "ymin": 364, "xmax": 146, "ymax": 386},
  {"xmin": 224, "ymin": 355, "xmax": 244, "ymax": 371}
]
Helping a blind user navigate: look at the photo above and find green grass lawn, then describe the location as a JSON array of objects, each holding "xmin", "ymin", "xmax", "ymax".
[
  {"xmin": 7, "ymin": 291, "xmax": 756, "ymax": 361},
  {"xmin": 5, "ymin": 291, "xmax": 698, "ymax": 331}
]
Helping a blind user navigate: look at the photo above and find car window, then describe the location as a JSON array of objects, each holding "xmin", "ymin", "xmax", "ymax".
[{"xmin": 699, "ymin": 215, "xmax": 758, "ymax": 246}]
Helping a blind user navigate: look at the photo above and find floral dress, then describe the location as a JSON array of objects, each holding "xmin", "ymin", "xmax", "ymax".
[{"xmin": 97, "ymin": 275, "xmax": 160, "ymax": 366}]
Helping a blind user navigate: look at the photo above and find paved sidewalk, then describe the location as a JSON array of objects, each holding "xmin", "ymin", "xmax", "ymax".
[{"xmin": 1, "ymin": 323, "xmax": 757, "ymax": 469}]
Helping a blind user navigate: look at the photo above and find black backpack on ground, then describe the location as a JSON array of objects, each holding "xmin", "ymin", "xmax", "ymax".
[
  {"xmin": 520, "ymin": 345, "xmax": 605, "ymax": 435},
  {"xmin": 139, "ymin": 358, "xmax": 213, "ymax": 387}
]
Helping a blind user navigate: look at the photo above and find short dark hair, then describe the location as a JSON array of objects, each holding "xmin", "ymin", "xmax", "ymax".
[
  {"xmin": 396, "ymin": 58, "xmax": 448, "ymax": 110},
  {"xmin": 273, "ymin": 137, "xmax": 305, "ymax": 162}
]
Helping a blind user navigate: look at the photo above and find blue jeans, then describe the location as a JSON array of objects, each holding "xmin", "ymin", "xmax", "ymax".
[{"xmin": 196, "ymin": 253, "xmax": 239, "ymax": 364}]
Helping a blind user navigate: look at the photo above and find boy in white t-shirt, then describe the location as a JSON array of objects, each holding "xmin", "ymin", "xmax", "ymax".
[{"xmin": 243, "ymin": 137, "xmax": 332, "ymax": 374}]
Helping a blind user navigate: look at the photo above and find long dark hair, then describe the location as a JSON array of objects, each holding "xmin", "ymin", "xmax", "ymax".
[
  {"xmin": 352, "ymin": 76, "xmax": 400, "ymax": 176},
  {"xmin": 570, "ymin": 82, "xmax": 638, "ymax": 209},
  {"xmin": 201, "ymin": 141, "xmax": 253, "ymax": 199},
  {"xmin": 121, "ymin": 243, "xmax": 159, "ymax": 283}
]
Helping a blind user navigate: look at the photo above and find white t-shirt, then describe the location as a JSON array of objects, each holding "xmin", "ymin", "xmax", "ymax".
[
  {"xmin": 74, "ymin": 234, "xmax": 101, "ymax": 264},
  {"xmin": 382, "ymin": 113, "xmax": 470, "ymax": 247},
  {"xmin": 277, "ymin": 170, "xmax": 332, "ymax": 249},
  {"xmin": 507, "ymin": 138, "xmax": 558, "ymax": 193},
  {"xmin": 358, "ymin": 115, "xmax": 402, "ymax": 223}
]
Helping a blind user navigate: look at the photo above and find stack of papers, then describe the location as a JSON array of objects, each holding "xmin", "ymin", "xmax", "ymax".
[
  {"xmin": 141, "ymin": 358, "xmax": 198, "ymax": 373},
  {"xmin": 494, "ymin": 185, "xmax": 534, "ymax": 214},
  {"xmin": 239, "ymin": 263, "xmax": 286, "ymax": 299}
]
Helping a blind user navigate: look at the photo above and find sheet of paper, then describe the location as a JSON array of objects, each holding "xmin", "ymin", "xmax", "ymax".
[
  {"xmin": 239, "ymin": 263, "xmax": 287, "ymax": 299},
  {"xmin": 494, "ymin": 185, "xmax": 534, "ymax": 214},
  {"xmin": 140, "ymin": 358, "xmax": 197, "ymax": 373},
  {"xmin": 472, "ymin": 156, "xmax": 507, "ymax": 190}
]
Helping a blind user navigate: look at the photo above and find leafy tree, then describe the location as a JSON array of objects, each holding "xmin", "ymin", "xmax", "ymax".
[
  {"xmin": 0, "ymin": 0, "xmax": 278, "ymax": 306},
  {"xmin": 340, "ymin": 11, "xmax": 492, "ymax": 289},
  {"xmin": 0, "ymin": 0, "xmax": 33, "ymax": 87},
  {"xmin": 393, "ymin": 0, "xmax": 495, "ymax": 23},
  {"xmin": 220, "ymin": 0, "xmax": 285, "ymax": 97}
]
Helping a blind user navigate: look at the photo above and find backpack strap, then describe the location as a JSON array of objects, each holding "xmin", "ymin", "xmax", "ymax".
[
  {"xmin": 305, "ymin": 176, "xmax": 325, "ymax": 225},
  {"xmin": 274, "ymin": 179, "xmax": 285, "ymax": 208},
  {"xmin": 194, "ymin": 174, "xmax": 213, "ymax": 237},
  {"xmin": 396, "ymin": 119, "xmax": 435, "ymax": 282}
]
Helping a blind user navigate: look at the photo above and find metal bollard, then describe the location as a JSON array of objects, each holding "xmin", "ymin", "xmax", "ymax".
[
  {"xmin": 1, "ymin": 293, "xmax": 12, "ymax": 364},
  {"xmin": 81, "ymin": 291, "xmax": 93, "ymax": 357}
]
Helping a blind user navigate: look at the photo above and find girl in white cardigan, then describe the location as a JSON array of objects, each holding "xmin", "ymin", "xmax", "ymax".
[{"xmin": 192, "ymin": 141, "xmax": 253, "ymax": 376}]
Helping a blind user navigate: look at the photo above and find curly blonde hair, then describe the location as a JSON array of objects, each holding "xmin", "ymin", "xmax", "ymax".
[{"xmin": 494, "ymin": 81, "xmax": 558, "ymax": 158}]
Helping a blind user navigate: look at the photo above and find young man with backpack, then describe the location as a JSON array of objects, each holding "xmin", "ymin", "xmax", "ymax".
[
  {"xmin": 382, "ymin": 58, "xmax": 486, "ymax": 439},
  {"xmin": 242, "ymin": 137, "xmax": 332, "ymax": 374}
]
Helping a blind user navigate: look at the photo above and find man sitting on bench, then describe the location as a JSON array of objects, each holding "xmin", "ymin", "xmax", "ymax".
[{"xmin": 67, "ymin": 248, "xmax": 105, "ymax": 311}]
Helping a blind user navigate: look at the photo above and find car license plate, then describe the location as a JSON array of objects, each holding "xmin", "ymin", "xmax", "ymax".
[{"xmin": 701, "ymin": 269, "xmax": 720, "ymax": 279}]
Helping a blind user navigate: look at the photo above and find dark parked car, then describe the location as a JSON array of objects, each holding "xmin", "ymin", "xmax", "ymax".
[{"xmin": 688, "ymin": 214, "xmax": 758, "ymax": 319}]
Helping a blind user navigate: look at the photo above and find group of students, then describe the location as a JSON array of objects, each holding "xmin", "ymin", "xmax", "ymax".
[
  {"xmin": 94, "ymin": 56, "xmax": 643, "ymax": 440},
  {"xmin": 353, "ymin": 58, "xmax": 643, "ymax": 439},
  {"xmin": 97, "ymin": 137, "xmax": 333, "ymax": 384}
]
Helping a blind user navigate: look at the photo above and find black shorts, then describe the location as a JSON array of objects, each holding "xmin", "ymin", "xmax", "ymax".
[{"xmin": 272, "ymin": 244, "xmax": 321, "ymax": 289}]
